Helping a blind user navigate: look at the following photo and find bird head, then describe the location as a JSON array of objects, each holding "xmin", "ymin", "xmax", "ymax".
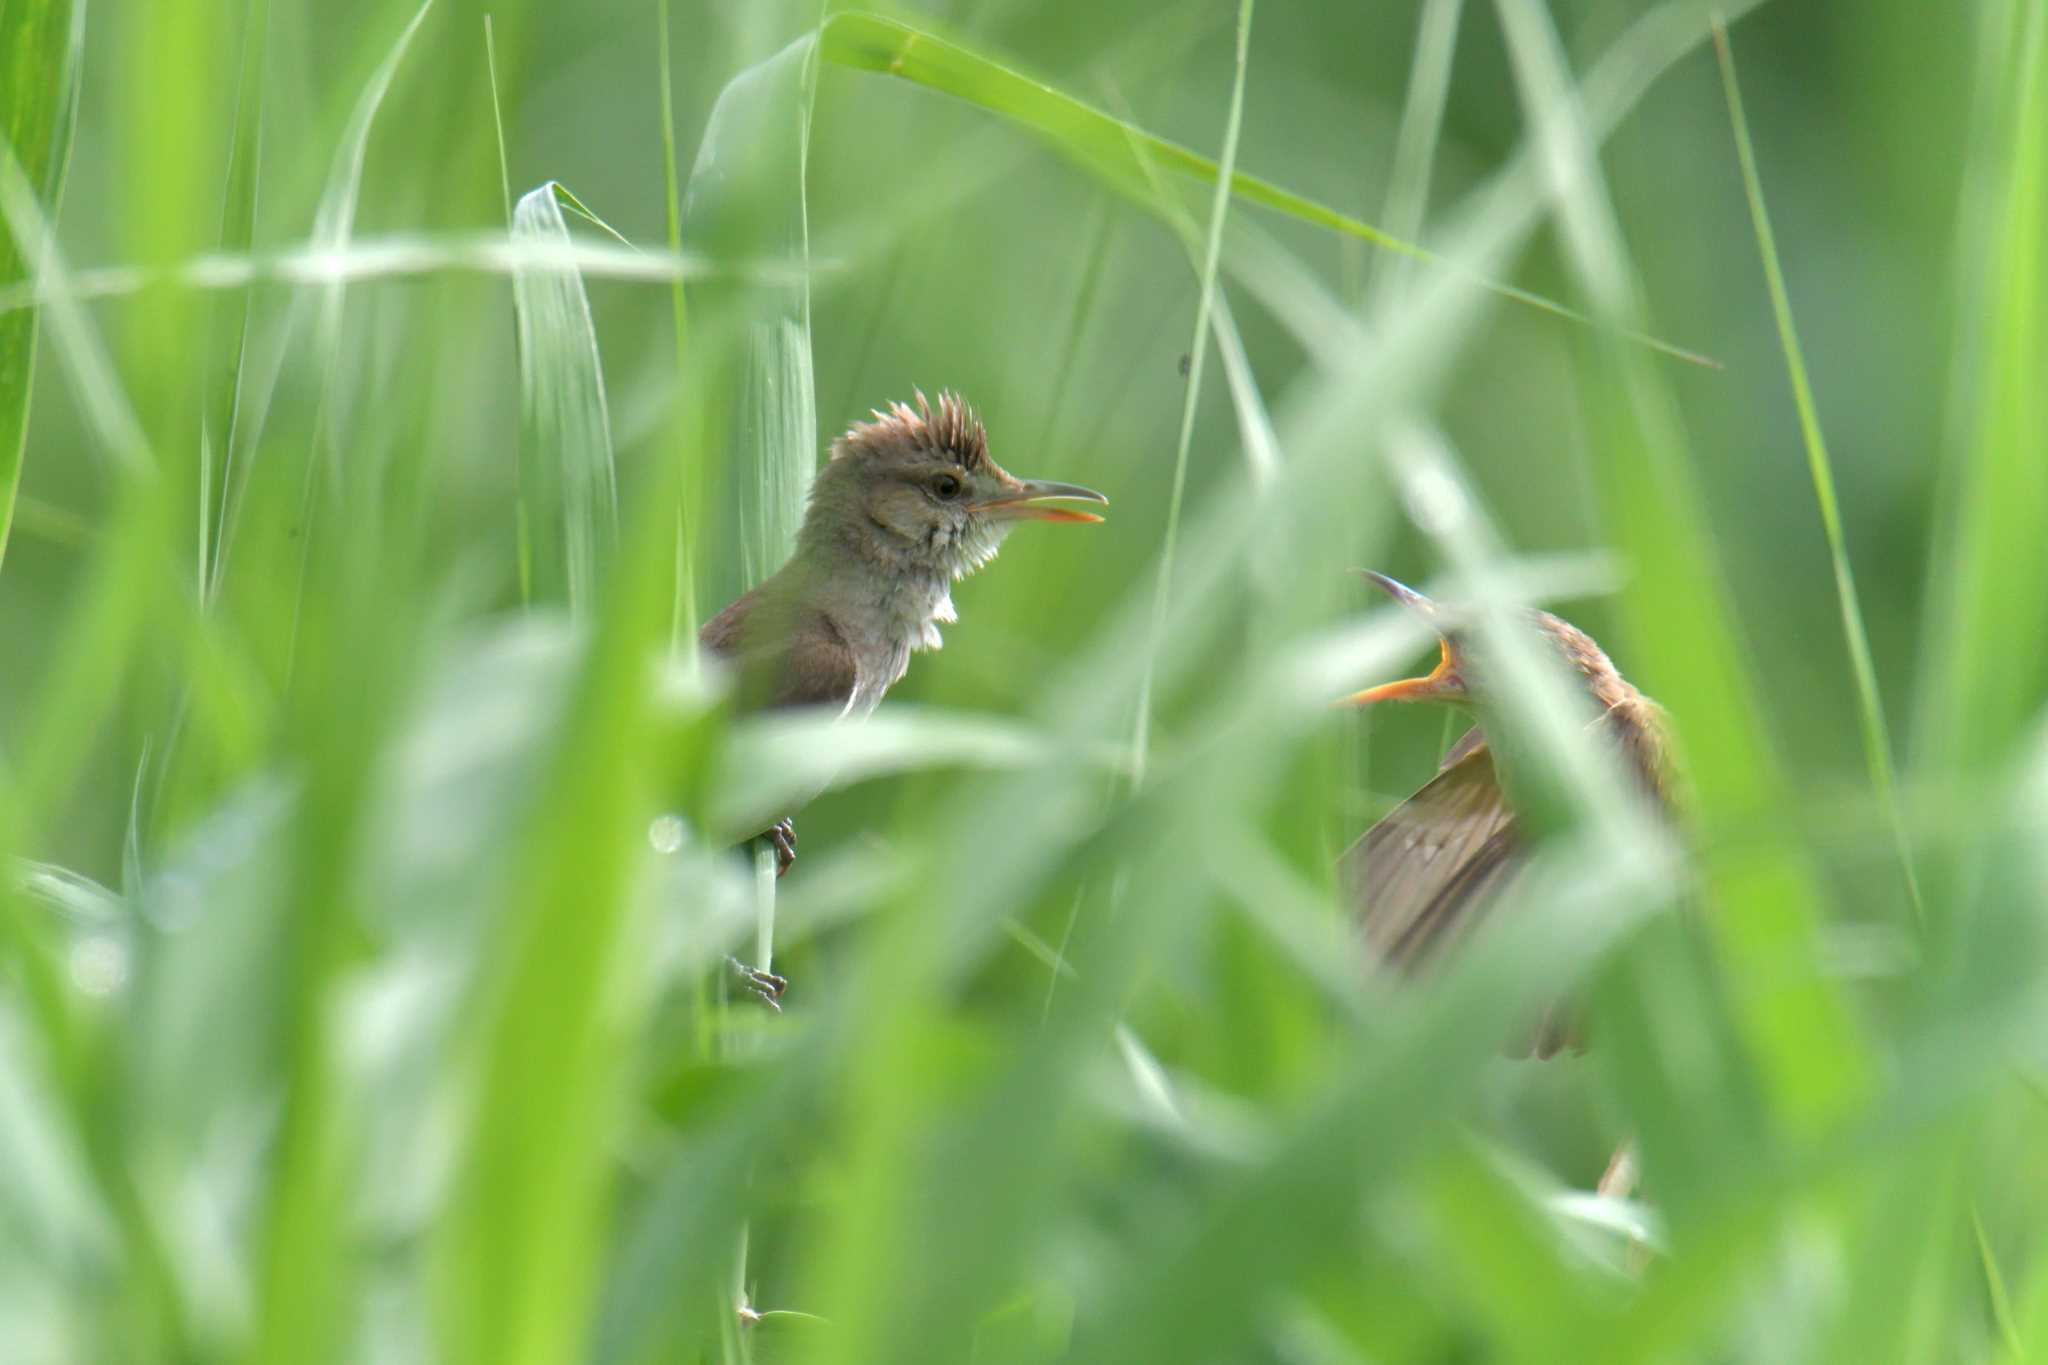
[
  {"xmin": 1339, "ymin": 571, "xmax": 1627, "ymax": 711},
  {"xmin": 806, "ymin": 390, "xmax": 1106, "ymax": 580}
]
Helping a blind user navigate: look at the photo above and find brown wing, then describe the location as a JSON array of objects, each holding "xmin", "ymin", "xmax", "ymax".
[
  {"xmin": 1339, "ymin": 735, "xmax": 1521, "ymax": 974},
  {"xmin": 699, "ymin": 591, "xmax": 859, "ymax": 713}
]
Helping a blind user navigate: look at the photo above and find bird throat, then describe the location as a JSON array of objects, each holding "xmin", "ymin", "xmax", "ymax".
[{"xmin": 790, "ymin": 530, "xmax": 965, "ymax": 719}]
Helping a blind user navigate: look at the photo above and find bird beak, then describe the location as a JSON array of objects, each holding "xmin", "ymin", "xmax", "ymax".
[
  {"xmin": 1339, "ymin": 571, "xmax": 1467, "ymax": 706},
  {"xmin": 975, "ymin": 479, "xmax": 1109, "ymax": 523}
]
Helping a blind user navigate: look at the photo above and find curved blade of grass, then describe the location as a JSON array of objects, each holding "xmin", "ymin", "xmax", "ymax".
[
  {"xmin": 208, "ymin": 0, "xmax": 431, "ymax": 603},
  {"xmin": 816, "ymin": 9, "xmax": 1717, "ymax": 369},
  {"xmin": 511, "ymin": 181, "xmax": 620, "ymax": 616},
  {"xmin": 1711, "ymin": 17, "xmax": 1922, "ymax": 925},
  {"xmin": 680, "ymin": 32, "xmax": 818, "ymax": 596},
  {"xmin": 0, "ymin": 0, "xmax": 84, "ymax": 568}
]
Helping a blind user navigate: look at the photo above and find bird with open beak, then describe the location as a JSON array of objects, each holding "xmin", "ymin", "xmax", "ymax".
[
  {"xmin": 1336, "ymin": 571, "xmax": 1673, "ymax": 1058},
  {"xmin": 701, "ymin": 390, "xmax": 1106, "ymax": 877}
]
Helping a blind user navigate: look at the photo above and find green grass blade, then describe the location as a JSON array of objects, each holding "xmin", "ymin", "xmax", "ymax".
[
  {"xmin": 510, "ymin": 181, "xmax": 621, "ymax": 616},
  {"xmin": 680, "ymin": 32, "xmax": 819, "ymax": 603},
  {"xmin": 197, "ymin": 0, "xmax": 269, "ymax": 601},
  {"xmin": 658, "ymin": 0, "xmax": 697, "ymax": 650},
  {"xmin": 816, "ymin": 9, "xmax": 1717, "ymax": 369},
  {"xmin": 1373, "ymin": 0, "xmax": 1462, "ymax": 300},
  {"xmin": 1711, "ymin": 17, "xmax": 1923, "ymax": 925},
  {"xmin": 484, "ymin": 15, "xmax": 512, "ymax": 224},
  {"xmin": 1917, "ymin": 0, "xmax": 2048, "ymax": 787},
  {"xmin": 0, "ymin": 0, "xmax": 84, "ymax": 568},
  {"xmin": 1131, "ymin": 0, "xmax": 1256, "ymax": 783},
  {"xmin": 432, "ymin": 622, "xmax": 662, "ymax": 1365}
]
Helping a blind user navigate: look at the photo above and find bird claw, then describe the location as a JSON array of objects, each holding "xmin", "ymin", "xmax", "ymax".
[
  {"xmin": 763, "ymin": 819, "xmax": 797, "ymax": 876},
  {"xmin": 727, "ymin": 955, "xmax": 788, "ymax": 1010}
]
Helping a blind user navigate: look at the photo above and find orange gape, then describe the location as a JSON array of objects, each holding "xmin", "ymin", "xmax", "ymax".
[{"xmin": 1336, "ymin": 572, "xmax": 1674, "ymax": 1058}]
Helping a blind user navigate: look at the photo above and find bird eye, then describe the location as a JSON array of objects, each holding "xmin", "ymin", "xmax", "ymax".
[{"xmin": 931, "ymin": 473, "xmax": 962, "ymax": 499}]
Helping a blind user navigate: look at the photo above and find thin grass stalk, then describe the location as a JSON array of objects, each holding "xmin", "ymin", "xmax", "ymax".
[
  {"xmin": 485, "ymin": 16, "xmax": 512, "ymax": 223},
  {"xmin": 1973, "ymin": 1206, "xmax": 2025, "ymax": 1357},
  {"xmin": 198, "ymin": 0, "xmax": 267, "ymax": 603},
  {"xmin": 1710, "ymin": 17, "xmax": 1923, "ymax": 926},
  {"xmin": 658, "ymin": 0, "xmax": 700, "ymax": 653},
  {"xmin": 1130, "ymin": 0, "xmax": 1255, "ymax": 783}
]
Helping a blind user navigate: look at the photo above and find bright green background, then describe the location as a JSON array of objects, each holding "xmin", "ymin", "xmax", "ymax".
[{"xmin": 2, "ymin": 0, "xmax": 2044, "ymax": 1361}]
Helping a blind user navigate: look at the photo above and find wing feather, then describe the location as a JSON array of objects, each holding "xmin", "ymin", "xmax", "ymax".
[
  {"xmin": 1340, "ymin": 735, "xmax": 1519, "ymax": 972},
  {"xmin": 700, "ymin": 592, "xmax": 860, "ymax": 714}
]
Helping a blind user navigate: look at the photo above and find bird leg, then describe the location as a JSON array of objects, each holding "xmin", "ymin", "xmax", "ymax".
[
  {"xmin": 726, "ymin": 955, "xmax": 788, "ymax": 1010},
  {"xmin": 1596, "ymin": 1140, "xmax": 1639, "ymax": 1200},
  {"xmin": 762, "ymin": 818, "xmax": 797, "ymax": 877}
]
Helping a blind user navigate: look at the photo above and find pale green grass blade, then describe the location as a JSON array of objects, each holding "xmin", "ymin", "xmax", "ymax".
[
  {"xmin": 0, "ymin": 0, "xmax": 83, "ymax": 569},
  {"xmin": 1917, "ymin": 0, "xmax": 2048, "ymax": 786},
  {"xmin": 511, "ymin": 181, "xmax": 620, "ymax": 616},
  {"xmin": 678, "ymin": 35, "xmax": 826, "ymax": 1352},
  {"xmin": 1373, "ymin": 0, "xmax": 1462, "ymax": 301},
  {"xmin": 432, "ymin": 616, "xmax": 666, "ymax": 1365},
  {"xmin": 198, "ymin": 0, "xmax": 269, "ymax": 599},
  {"xmin": 681, "ymin": 33, "xmax": 818, "ymax": 597},
  {"xmin": 484, "ymin": 16, "xmax": 511, "ymax": 223},
  {"xmin": 310, "ymin": 0, "xmax": 432, "ymax": 359},
  {"xmin": 208, "ymin": 0, "xmax": 431, "ymax": 601},
  {"xmin": 658, "ymin": 0, "xmax": 698, "ymax": 648},
  {"xmin": 0, "ymin": 232, "xmax": 790, "ymax": 317},
  {"xmin": 1711, "ymin": 17, "xmax": 1923, "ymax": 924},
  {"xmin": 1973, "ymin": 1205, "xmax": 2025, "ymax": 1357}
]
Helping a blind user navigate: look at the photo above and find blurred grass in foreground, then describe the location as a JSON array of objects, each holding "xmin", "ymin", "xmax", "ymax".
[{"xmin": 2, "ymin": 1, "xmax": 2047, "ymax": 1362}]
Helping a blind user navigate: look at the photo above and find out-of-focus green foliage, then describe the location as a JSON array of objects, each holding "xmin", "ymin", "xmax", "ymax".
[
  {"xmin": 0, "ymin": 0, "xmax": 82, "ymax": 564},
  {"xmin": 0, "ymin": 1, "xmax": 2044, "ymax": 1361}
]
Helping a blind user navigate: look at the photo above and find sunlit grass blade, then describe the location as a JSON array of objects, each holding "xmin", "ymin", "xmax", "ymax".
[
  {"xmin": 511, "ymin": 181, "xmax": 621, "ymax": 616},
  {"xmin": 1711, "ymin": 18, "xmax": 1922, "ymax": 924},
  {"xmin": 0, "ymin": 0, "xmax": 83, "ymax": 568},
  {"xmin": 0, "ymin": 232, "xmax": 797, "ymax": 318}
]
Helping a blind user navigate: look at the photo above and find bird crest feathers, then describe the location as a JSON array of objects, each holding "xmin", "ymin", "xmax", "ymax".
[{"xmin": 837, "ymin": 388, "xmax": 991, "ymax": 472}]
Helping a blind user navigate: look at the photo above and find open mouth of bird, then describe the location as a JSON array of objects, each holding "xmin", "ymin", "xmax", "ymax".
[{"xmin": 974, "ymin": 480, "xmax": 1110, "ymax": 523}]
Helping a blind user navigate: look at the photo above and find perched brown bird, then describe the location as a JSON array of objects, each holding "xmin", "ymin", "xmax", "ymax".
[
  {"xmin": 700, "ymin": 390, "xmax": 1106, "ymax": 875},
  {"xmin": 1336, "ymin": 571, "xmax": 1673, "ymax": 1057}
]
